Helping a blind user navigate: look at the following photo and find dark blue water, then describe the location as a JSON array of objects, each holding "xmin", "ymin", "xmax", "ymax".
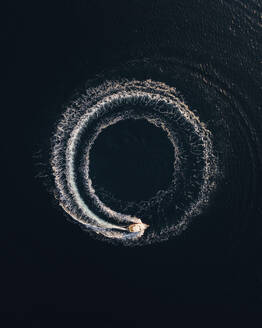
[{"xmin": 6, "ymin": 0, "xmax": 262, "ymax": 321}]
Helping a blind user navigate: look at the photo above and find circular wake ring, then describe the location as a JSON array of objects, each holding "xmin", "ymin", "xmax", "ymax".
[{"xmin": 51, "ymin": 80, "xmax": 217, "ymax": 244}]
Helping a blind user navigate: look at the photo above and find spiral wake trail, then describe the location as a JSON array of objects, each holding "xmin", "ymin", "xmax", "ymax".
[{"xmin": 51, "ymin": 79, "xmax": 218, "ymax": 244}]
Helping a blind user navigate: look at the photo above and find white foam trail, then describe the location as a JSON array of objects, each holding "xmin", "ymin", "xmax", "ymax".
[{"xmin": 51, "ymin": 80, "xmax": 217, "ymax": 243}]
